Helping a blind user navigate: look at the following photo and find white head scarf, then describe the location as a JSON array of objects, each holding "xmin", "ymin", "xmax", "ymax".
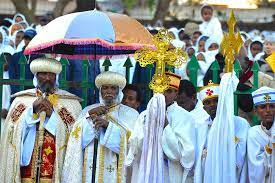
[
  {"xmin": 204, "ymin": 36, "xmax": 220, "ymax": 51},
  {"xmin": 13, "ymin": 13, "xmax": 27, "ymax": 23},
  {"xmin": 204, "ymin": 36, "xmax": 220, "ymax": 64},
  {"xmin": 19, "ymin": 21, "xmax": 29, "ymax": 29},
  {"xmin": 195, "ymin": 35, "xmax": 209, "ymax": 52},
  {"xmin": 240, "ymin": 31, "xmax": 250, "ymax": 42},
  {"xmin": 168, "ymin": 27, "xmax": 180, "ymax": 40},
  {"xmin": 10, "ymin": 30, "xmax": 24, "ymax": 51},
  {"xmin": 247, "ymin": 37, "xmax": 264, "ymax": 61},
  {"xmin": 196, "ymin": 52, "xmax": 210, "ymax": 86},
  {"xmin": 171, "ymin": 39, "xmax": 186, "ymax": 49},
  {"xmin": 0, "ymin": 29, "xmax": 7, "ymax": 54}
]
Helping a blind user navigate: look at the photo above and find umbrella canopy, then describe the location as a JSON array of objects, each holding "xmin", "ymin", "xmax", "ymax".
[{"xmin": 24, "ymin": 10, "xmax": 154, "ymax": 59}]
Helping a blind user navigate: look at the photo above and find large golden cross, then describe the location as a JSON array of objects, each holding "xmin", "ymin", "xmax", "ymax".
[
  {"xmin": 220, "ymin": 11, "xmax": 243, "ymax": 73},
  {"xmin": 134, "ymin": 29, "xmax": 188, "ymax": 93}
]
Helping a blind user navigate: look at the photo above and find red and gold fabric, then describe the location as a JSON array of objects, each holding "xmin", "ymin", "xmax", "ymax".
[
  {"xmin": 165, "ymin": 72, "xmax": 181, "ymax": 90},
  {"xmin": 21, "ymin": 129, "xmax": 56, "ymax": 183}
]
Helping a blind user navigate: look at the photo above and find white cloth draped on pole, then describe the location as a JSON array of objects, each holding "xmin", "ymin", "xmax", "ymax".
[
  {"xmin": 139, "ymin": 93, "xmax": 165, "ymax": 183},
  {"xmin": 203, "ymin": 72, "xmax": 239, "ymax": 183}
]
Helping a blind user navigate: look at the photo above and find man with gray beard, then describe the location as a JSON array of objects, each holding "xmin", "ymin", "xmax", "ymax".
[
  {"xmin": 62, "ymin": 71, "xmax": 139, "ymax": 183},
  {"xmin": 0, "ymin": 58, "xmax": 82, "ymax": 183}
]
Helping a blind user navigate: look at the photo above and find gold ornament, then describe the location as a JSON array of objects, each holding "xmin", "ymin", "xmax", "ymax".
[
  {"xmin": 72, "ymin": 126, "xmax": 81, "ymax": 139},
  {"xmin": 48, "ymin": 94, "xmax": 58, "ymax": 107},
  {"xmin": 134, "ymin": 29, "xmax": 188, "ymax": 93},
  {"xmin": 264, "ymin": 94, "xmax": 271, "ymax": 102},
  {"xmin": 266, "ymin": 53, "xmax": 275, "ymax": 73},
  {"xmin": 220, "ymin": 11, "xmax": 243, "ymax": 73},
  {"xmin": 44, "ymin": 146, "xmax": 53, "ymax": 156}
]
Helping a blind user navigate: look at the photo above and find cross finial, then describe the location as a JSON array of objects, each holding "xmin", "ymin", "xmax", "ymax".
[
  {"xmin": 134, "ymin": 29, "xmax": 188, "ymax": 93},
  {"xmin": 221, "ymin": 11, "xmax": 243, "ymax": 73},
  {"xmin": 264, "ymin": 94, "xmax": 271, "ymax": 102}
]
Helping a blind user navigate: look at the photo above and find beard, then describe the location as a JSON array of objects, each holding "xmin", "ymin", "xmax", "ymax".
[{"xmin": 39, "ymin": 82, "xmax": 55, "ymax": 93}]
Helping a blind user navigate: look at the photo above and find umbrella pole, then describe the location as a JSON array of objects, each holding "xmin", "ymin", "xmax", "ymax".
[
  {"xmin": 91, "ymin": 138, "xmax": 98, "ymax": 183},
  {"xmin": 94, "ymin": 44, "xmax": 97, "ymax": 103},
  {"xmin": 91, "ymin": 44, "xmax": 98, "ymax": 183}
]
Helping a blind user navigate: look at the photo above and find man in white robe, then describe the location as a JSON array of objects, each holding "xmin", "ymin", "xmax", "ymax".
[
  {"xmin": 177, "ymin": 79, "xmax": 209, "ymax": 126},
  {"xmin": 247, "ymin": 86, "xmax": 275, "ymax": 183},
  {"xmin": 194, "ymin": 78, "xmax": 250, "ymax": 183},
  {"xmin": 62, "ymin": 71, "xmax": 139, "ymax": 183},
  {"xmin": 126, "ymin": 72, "xmax": 196, "ymax": 183},
  {"xmin": 0, "ymin": 58, "xmax": 82, "ymax": 183}
]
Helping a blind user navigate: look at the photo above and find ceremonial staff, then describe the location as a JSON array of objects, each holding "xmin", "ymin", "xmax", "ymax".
[
  {"xmin": 33, "ymin": 93, "xmax": 47, "ymax": 183},
  {"xmin": 220, "ymin": 11, "xmax": 243, "ymax": 73},
  {"xmin": 88, "ymin": 104, "xmax": 118, "ymax": 183}
]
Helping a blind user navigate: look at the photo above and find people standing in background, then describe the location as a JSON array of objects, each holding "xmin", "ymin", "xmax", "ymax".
[
  {"xmin": 196, "ymin": 35, "xmax": 209, "ymax": 53},
  {"xmin": 9, "ymin": 28, "xmax": 44, "ymax": 95},
  {"xmin": 195, "ymin": 80, "xmax": 250, "ymax": 183},
  {"xmin": 13, "ymin": 13, "xmax": 27, "ymax": 23},
  {"xmin": 122, "ymin": 84, "xmax": 142, "ymax": 112},
  {"xmin": 62, "ymin": 71, "xmax": 139, "ymax": 183},
  {"xmin": 126, "ymin": 72, "xmax": 196, "ymax": 183}
]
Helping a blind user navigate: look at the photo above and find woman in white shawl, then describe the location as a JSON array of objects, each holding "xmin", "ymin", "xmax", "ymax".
[
  {"xmin": 196, "ymin": 35, "xmax": 209, "ymax": 53},
  {"xmin": 247, "ymin": 37, "xmax": 265, "ymax": 62},
  {"xmin": 10, "ymin": 30, "xmax": 25, "ymax": 53},
  {"xmin": 204, "ymin": 36, "xmax": 220, "ymax": 65},
  {"xmin": 0, "ymin": 29, "xmax": 13, "ymax": 135},
  {"xmin": 196, "ymin": 52, "xmax": 209, "ymax": 87},
  {"xmin": 13, "ymin": 13, "xmax": 27, "ymax": 23}
]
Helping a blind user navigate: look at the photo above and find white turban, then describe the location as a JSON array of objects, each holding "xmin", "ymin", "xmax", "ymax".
[
  {"xmin": 30, "ymin": 58, "xmax": 62, "ymax": 74},
  {"xmin": 95, "ymin": 71, "xmax": 126, "ymax": 89}
]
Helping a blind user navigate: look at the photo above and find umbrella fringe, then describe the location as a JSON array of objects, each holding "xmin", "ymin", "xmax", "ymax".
[{"xmin": 24, "ymin": 38, "xmax": 155, "ymax": 56}]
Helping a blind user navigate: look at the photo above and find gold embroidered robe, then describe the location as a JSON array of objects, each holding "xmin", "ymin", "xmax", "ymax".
[
  {"xmin": 0, "ymin": 88, "xmax": 82, "ymax": 183},
  {"xmin": 62, "ymin": 104, "xmax": 139, "ymax": 183}
]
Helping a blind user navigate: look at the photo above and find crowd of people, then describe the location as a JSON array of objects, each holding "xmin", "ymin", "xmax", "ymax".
[{"xmin": 0, "ymin": 3, "xmax": 274, "ymax": 183}]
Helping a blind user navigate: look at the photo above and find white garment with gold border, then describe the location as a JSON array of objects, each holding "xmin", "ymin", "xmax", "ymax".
[
  {"xmin": 126, "ymin": 102, "xmax": 196, "ymax": 183},
  {"xmin": 247, "ymin": 125, "xmax": 275, "ymax": 183},
  {"xmin": 0, "ymin": 88, "xmax": 82, "ymax": 183},
  {"xmin": 62, "ymin": 104, "xmax": 139, "ymax": 183}
]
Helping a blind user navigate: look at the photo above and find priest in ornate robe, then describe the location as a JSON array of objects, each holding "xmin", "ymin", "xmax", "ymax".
[
  {"xmin": 62, "ymin": 71, "xmax": 139, "ymax": 183},
  {"xmin": 194, "ymin": 76, "xmax": 250, "ymax": 183},
  {"xmin": 0, "ymin": 58, "xmax": 82, "ymax": 183},
  {"xmin": 247, "ymin": 86, "xmax": 275, "ymax": 183},
  {"xmin": 126, "ymin": 72, "xmax": 196, "ymax": 183}
]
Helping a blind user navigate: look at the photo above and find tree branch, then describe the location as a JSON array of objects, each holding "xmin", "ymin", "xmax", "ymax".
[
  {"xmin": 152, "ymin": 0, "xmax": 172, "ymax": 24},
  {"xmin": 53, "ymin": 0, "xmax": 73, "ymax": 18}
]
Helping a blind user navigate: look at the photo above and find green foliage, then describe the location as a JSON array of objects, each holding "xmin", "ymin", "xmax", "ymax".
[
  {"xmin": 122, "ymin": 0, "xmax": 137, "ymax": 10},
  {"xmin": 122, "ymin": 0, "xmax": 156, "ymax": 10},
  {"xmin": 148, "ymin": 0, "xmax": 156, "ymax": 10}
]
